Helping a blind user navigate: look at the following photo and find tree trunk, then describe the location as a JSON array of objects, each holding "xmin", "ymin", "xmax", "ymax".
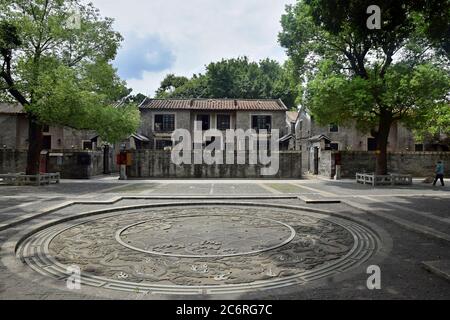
[
  {"xmin": 26, "ymin": 116, "xmax": 43, "ymax": 175},
  {"xmin": 375, "ymin": 115, "xmax": 392, "ymax": 175}
]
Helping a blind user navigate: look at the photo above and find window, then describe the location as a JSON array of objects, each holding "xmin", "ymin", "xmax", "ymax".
[
  {"xmin": 415, "ymin": 144, "xmax": 424, "ymax": 152},
  {"xmin": 155, "ymin": 140, "xmax": 173, "ymax": 150},
  {"xmin": 154, "ymin": 114, "xmax": 175, "ymax": 132},
  {"xmin": 42, "ymin": 125, "xmax": 50, "ymax": 133},
  {"xmin": 330, "ymin": 143, "xmax": 339, "ymax": 151},
  {"xmin": 82, "ymin": 141, "xmax": 93, "ymax": 150},
  {"xmin": 367, "ymin": 138, "xmax": 377, "ymax": 151},
  {"xmin": 252, "ymin": 115, "xmax": 272, "ymax": 133},
  {"xmin": 217, "ymin": 114, "xmax": 231, "ymax": 130},
  {"xmin": 196, "ymin": 114, "xmax": 210, "ymax": 131},
  {"xmin": 42, "ymin": 136, "xmax": 52, "ymax": 150},
  {"xmin": 329, "ymin": 124, "xmax": 339, "ymax": 133}
]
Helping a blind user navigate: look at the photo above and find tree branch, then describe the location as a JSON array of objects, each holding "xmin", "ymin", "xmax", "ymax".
[{"xmin": 0, "ymin": 49, "xmax": 29, "ymax": 106}]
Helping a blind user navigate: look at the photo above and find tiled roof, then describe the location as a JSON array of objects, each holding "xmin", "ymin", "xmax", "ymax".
[
  {"xmin": 309, "ymin": 134, "xmax": 331, "ymax": 143},
  {"xmin": 0, "ymin": 103, "xmax": 25, "ymax": 114},
  {"xmin": 139, "ymin": 99, "xmax": 288, "ymax": 111}
]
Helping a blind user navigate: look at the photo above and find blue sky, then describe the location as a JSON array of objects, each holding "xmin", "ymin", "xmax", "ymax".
[
  {"xmin": 92, "ymin": 0, "xmax": 296, "ymax": 96},
  {"xmin": 113, "ymin": 34, "xmax": 176, "ymax": 79}
]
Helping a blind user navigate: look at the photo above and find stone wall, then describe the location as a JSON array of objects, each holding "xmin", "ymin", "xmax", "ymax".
[
  {"xmin": 127, "ymin": 150, "xmax": 302, "ymax": 179},
  {"xmin": 0, "ymin": 115, "xmax": 18, "ymax": 148},
  {"xmin": 0, "ymin": 149, "xmax": 108, "ymax": 179},
  {"xmin": 0, "ymin": 149, "xmax": 27, "ymax": 174},
  {"xmin": 47, "ymin": 151, "xmax": 105, "ymax": 179},
  {"xmin": 318, "ymin": 150, "xmax": 335, "ymax": 178},
  {"xmin": 327, "ymin": 151, "xmax": 450, "ymax": 178}
]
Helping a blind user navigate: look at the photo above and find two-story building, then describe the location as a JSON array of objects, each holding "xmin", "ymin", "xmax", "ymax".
[
  {"xmin": 0, "ymin": 103, "xmax": 99, "ymax": 150},
  {"xmin": 133, "ymin": 98, "xmax": 289, "ymax": 150},
  {"xmin": 294, "ymin": 106, "xmax": 427, "ymax": 174}
]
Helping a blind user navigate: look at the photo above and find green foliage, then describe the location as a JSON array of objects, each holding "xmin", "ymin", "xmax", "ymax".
[
  {"xmin": 279, "ymin": 0, "xmax": 450, "ymax": 135},
  {"xmin": 125, "ymin": 92, "xmax": 147, "ymax": 105},
  {"xmin": 413, "ymin": 103, "xmax": 450, "ymax": 142},
  {"xmin": 308, "ymin": 61, "xmax": 450, "ymax": 134},
  {"xmin": 155, "ymin": 74, "xmax": 189, "ymax": 98},
  {"xmin": 307, "ymin": 62, "xmax": 377, "ymax": 131},
  {"xmin": 0, "ymin": 0, "xmax": 139, "ymax": 143},
  {"xmin": 155, "ymin": 57, "xmax": 300, "ymax": 109}
]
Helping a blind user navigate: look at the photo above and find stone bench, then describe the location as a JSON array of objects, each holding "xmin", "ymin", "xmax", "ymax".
[
  {"xmin": 356, "ymin": 173, "xmax": 412, "ymax": 186},
  {"xmin": 0, "ymin": 173, "xmax": 60, "ymax": 186}
]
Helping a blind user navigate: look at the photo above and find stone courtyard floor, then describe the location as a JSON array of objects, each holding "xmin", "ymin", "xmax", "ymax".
[{"xmin": 0, "ymin": 176, "xmax": 449, "ymax": 300}]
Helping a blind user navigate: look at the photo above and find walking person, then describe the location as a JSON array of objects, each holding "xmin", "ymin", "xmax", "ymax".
[{"xmin": 433, "ymin": 160, "xmax": 445, "ymax": 186}]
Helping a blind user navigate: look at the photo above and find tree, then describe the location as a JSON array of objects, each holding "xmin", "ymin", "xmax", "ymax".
[
  {"xmin": 155, "ymin": 74, "xmax": 189, "ymax": 98},
  {"xmin": 155, "ymin": 57, "xmax": 300, "ymax": 109},
  {"xmin": 279, "ymin": 0, "xmax": 450, "ymax": 174},
  {"xmin": 0, "ymin": 0, "xmax": 140, "ymax": 174},
  {"xmin": 125, "ymin": 92, "xmax": 147, "ymax": 105},
  {"xmin": 411, "ymin": 101, "xmax": 450, "ymax": 148}
]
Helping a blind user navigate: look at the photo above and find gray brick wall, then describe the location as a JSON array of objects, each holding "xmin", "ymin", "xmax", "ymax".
[
  {"xmin": 330, "ymin": 151, "xmax": 450, "ymax": 178},
  {"xmin": 0, "ymin": 115, "xmax": 18, "ymax": 148},
  {"xmin": 0, "ymin": 149, "xmax": 27, "ymax": 174},
  {"xmin": 127, "ymin": 150, "xmax": 302, "ymax": 179},
  {"xmin": 0, "ymin": 149, "xmax": 105, "ymax": 178},
  {"xmin": 47, "ymin": 151, "xmax": 105, "ymax": 179}
]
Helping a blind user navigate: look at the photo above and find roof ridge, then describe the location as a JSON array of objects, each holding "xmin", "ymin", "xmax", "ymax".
[
  {"xmin": 139, "ymin": 98, "xmax": 288, "ymax": 111},
  {"xmin": 143, "ymin": 98, "xmax": 281, "ymax": 101},
  {"xmin": 276, "ymin": 98, "xmax": 288, "ymax": 110}
]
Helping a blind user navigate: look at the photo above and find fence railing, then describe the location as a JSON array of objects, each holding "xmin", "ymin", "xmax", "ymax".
[
  {"xmin": 356, "ymin": 173, "xmax": 412, "ymax": 186},
  {"xmin": 0, "ymin": 173, "xmax": 60, "ymax": 186}
]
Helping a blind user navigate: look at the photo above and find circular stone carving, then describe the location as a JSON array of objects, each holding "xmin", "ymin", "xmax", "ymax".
[
  {"xmin": 116, "ymin": 215, "xmax": 296, "ymax": 258},
  {"xmin": 16, "ymin": 204, "xmax": 379, "ymax": 295}
]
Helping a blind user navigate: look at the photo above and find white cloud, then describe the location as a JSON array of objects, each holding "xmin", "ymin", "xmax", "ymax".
[
  {"xmin": 113, "ymin": 33, "xmax": 176, "ymax": 80},
  {"xmin": 91, "ymin": 0, "xmax": 297, "ymax": 96}
]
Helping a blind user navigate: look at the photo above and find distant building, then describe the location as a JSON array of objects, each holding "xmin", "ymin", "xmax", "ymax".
[
  {"xmin": 279, "ymin": 111, "xmax": 298, "ymax": 151},
  {"xmin": 293, "ymin": 106, "xmax": 448, "ymax": 174},
  {"xmin": 0, "ymin": 103, "xmax": 99, "ymax": 150},
  {"xmin": 133, "ymin": 98, "xmax": 289, "ymax": 150}
]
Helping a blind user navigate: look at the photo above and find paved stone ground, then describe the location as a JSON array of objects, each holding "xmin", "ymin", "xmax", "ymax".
[{"xmin": 0, "ymin": 176, "xmax": 449, "ymax": 300}]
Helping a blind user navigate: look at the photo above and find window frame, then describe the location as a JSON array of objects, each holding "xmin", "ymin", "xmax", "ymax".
[
  {"xmin": 216, "ymin": 114, "xmax": 231, "ymax": 131},
  {"xmin": 329, "ymin": 124, "xmax": 339, "ymax": 133},
  {"xmin": 196, "ymin": 114, "xmax": 211, "ymax": 131},
  {"xmin": 251, "ymin": 114, "xmax": 272, "ymax": 133},
  {"xmin": 329, "ymin": 142, "xmax": 339, "ymax": 151},
  {"xmin": 42, "ymin": 135, "xmax": 52, "ymax": 150},
  {"xmin": 82, "ymin": 140, "xmax": 93, "ymax": 150},
  {"xmin": 153, "ymin": 113, "xmax": 176, "ymax": 133}
]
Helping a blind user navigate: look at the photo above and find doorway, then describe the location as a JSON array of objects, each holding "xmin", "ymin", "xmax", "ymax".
[
  {"xmin": 42, "ymin": 136, "xmax": 52, "ymax": 150},
  {"xmin": 313, "ymin": 147, "xmax": 319, "ymax": 175},
  {"xmin": 103, "ymin": 145, "xmax": 111, "ymax": 174}
]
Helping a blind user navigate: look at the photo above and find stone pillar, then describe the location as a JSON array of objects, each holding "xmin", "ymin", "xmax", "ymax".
[
  {"xmin": 119, "ymin": 164, "xmax": 127, "ymax": 180},
  {"xmin": 335, "ymin": 165, "xmax": 341, "ymax": 180}
]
